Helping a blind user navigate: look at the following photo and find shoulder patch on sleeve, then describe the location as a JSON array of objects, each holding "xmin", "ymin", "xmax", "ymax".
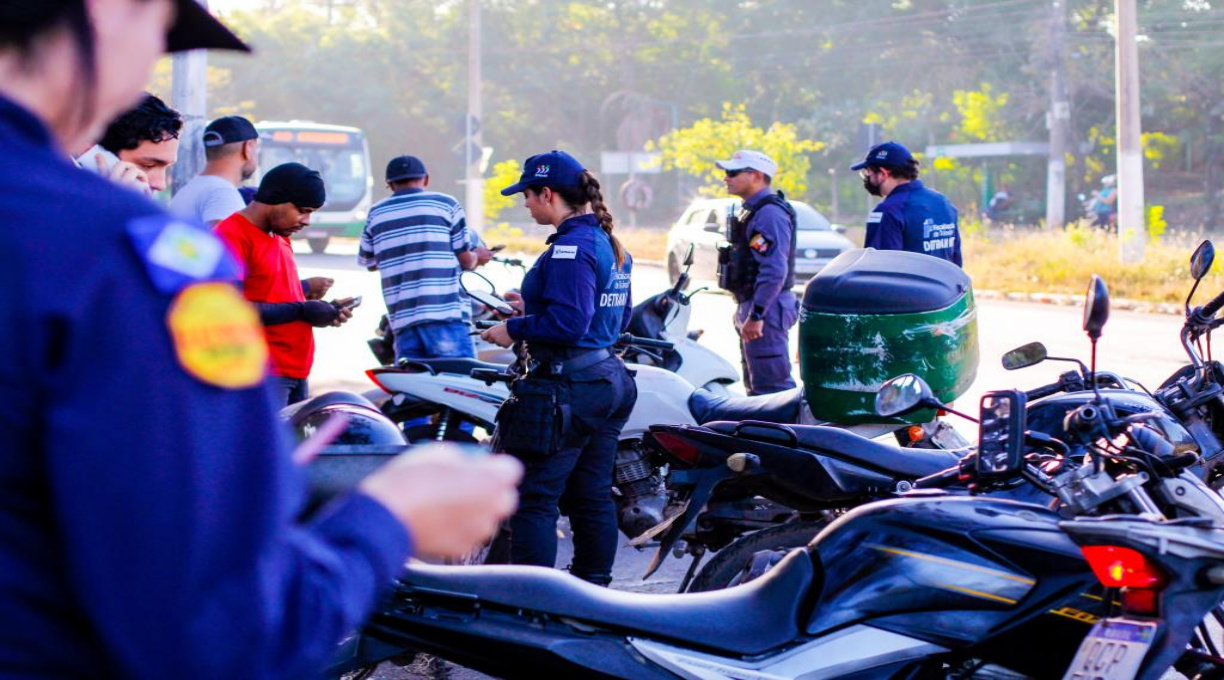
[
  {"xmin": 866, "ymin": 212, "xmax": 884, "ymax": 224},
  {"xmin": 167, "ymin": 282, "xmax": 267, "ymax": 389},
  {"xmin": 749, "ymin": 232, "xmax": 772, "ymax": 253},
  {"xmin": 126, "ymin": 216, "xmax": 240, "ymax": 294},
  {"xmin": 552, "ymin": 244, "xmax": 578, "ymax": 260}
]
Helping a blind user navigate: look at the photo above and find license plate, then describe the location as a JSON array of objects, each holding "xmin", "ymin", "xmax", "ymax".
[{"xmin": 1061, "ymin": 618, "xmax": 1158, "ymax": 680}]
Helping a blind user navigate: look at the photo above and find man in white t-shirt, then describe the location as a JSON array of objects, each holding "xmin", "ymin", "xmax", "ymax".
[{"xmin": 170, "ymin": 115, "xmax": 259, "ymax": 227}]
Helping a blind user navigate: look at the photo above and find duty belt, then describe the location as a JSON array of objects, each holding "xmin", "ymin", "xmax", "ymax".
[{"xmin": 526, "ymin": 347, "xmax": 615, "ymax": 378}]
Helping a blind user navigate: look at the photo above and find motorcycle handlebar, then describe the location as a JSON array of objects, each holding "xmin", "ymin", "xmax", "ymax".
[
  {"xmin": 1203, "ymin": 288, "xmax": 1224, "ymax": 320},
  {"xmin": 618, "ymin": 333, "xmax": 675, "ymax": 351},
  {"xmin": 1025, "ymin": 382, "xmax": 1063, "ymax": 401}
]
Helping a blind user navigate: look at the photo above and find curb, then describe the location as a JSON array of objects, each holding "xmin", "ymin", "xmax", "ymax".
[{"xmin": 975, "ymin": 289, "xmax": 1183, "ymax": 316}]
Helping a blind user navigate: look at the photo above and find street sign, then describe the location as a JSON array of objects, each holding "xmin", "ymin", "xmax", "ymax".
[
  {"xmin": 600, "ymin": 151, "xmax": 662, "ymax": 175},
  {"xmin": 925, "ymin": 142, "xmax": 1050, "ymax": 159}
]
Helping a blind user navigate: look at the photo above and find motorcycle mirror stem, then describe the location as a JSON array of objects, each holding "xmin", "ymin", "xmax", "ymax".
[
  {"xmin": 1083, "ymin": 275, "xmax": 1110, "ymax": 403},
  {"xmin": 1188, "ymin": 241, "xmax": 1216, "ymax": 315}
]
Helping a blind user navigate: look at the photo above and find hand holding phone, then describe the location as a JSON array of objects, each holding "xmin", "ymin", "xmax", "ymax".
[{"xmin": 338, "ymin": 296, "xmax": 363, "ymax": 310}]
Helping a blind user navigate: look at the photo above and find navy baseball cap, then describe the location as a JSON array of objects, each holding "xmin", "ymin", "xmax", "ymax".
[
  {"xmin": 202, "ymin": 116, "xmax": 258, "ymax": 147},
  {"xmin": 386, "ymin": 155, "xmax": 428, "ymax": 182},
  {"xmin": 850, "ymin": 141, "xmax": 915, "ymax": 171},
  {"xmin": 500, "ymin": 150, "xmax": 585, "ymax": 196}
]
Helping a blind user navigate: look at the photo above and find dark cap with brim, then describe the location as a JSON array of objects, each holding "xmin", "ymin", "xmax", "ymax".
[
  {"xmin": 500, "ymin": 150, "xmax": 586, "ymax": 196},
  {"xmin": 167, "ymin": 0, "xmax": 251, "ymax": 53}
]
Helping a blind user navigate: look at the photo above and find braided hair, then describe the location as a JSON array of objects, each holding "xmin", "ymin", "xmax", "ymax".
[{"xmin": 546, "ymin": 171, "xmax": 626, "ymax": 268}]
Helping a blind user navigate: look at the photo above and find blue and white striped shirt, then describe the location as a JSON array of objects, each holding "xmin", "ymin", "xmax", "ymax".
[{"xmin": 358, "ymin": 188, "xmax": 473, "ymax": 331}]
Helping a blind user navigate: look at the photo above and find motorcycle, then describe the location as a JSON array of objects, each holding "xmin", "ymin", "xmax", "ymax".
[
  {"xmin": 324, "ymin": 281, "xmax": 1224, "ymax": 678},
  {"xmin": 999, "ymin": 239, "xmax": 1224, "ymax": 484},
  {"xmin": 644, "ymin": 244, "xmax": 1224, "ymax": 595}
]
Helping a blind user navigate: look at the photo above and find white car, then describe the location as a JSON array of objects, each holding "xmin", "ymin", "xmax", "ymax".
[{"xmin": 665, "ymin": 197, "xmax": 855, "ymax": 285}]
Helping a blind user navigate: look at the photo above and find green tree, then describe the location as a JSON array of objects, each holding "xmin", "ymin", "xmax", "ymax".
[
  {"xmin": 483, "ymin": 158, "xmax": 523, "ymax": 224},
  {"xmin": 650, "ymin": 103, "xmax": 823, "ymax": 199}
]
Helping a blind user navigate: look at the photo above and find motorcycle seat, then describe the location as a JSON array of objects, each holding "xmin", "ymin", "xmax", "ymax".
[
  {"xmin": 280, "ymin": 391, "xmax": 380, "ymax": 425},
  {"xmin": 705, "ymin": 421, "xmax": 961, "ymax": 479},
  {"xmin": 396, "ymin": 357, "xmax": 507, "ymax": 376},
  {"xmin": 399, "ymin": 548, "xmax": 816, "ymax": 656},
  {"xmin": 688, "ymin": 386, "xmax": 804, "ymax": 425}
]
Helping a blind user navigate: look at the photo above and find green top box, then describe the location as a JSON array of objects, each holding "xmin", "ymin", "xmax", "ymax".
[{"xmin": 799, "ymin": 249, "xmax": 979, "ymax": 424}]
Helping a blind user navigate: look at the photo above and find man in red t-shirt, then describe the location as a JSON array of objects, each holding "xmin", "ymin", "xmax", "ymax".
[{"xmin": 215, "ymin": 162, "xmax": 354, "ymax": 406}]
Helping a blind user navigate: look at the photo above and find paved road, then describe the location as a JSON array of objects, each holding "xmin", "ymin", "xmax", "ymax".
[{"xmin": 295, "ymin": 239, "xmax": 1191, "ymax": 679}]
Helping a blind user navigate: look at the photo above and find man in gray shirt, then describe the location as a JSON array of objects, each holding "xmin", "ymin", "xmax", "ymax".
[{"xmin": 170, "ymin": 115, "xmax": 259, "ymax": 227}]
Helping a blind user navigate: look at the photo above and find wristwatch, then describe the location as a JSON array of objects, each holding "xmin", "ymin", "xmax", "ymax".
[{"xmin": 748, "ymin": 308, "xmax": 765, "ymax": 322}]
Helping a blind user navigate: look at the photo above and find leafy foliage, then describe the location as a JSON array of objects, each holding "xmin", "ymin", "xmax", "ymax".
[{"xmin": 650, "ymin": 103, "xmax": 823, "ymax": 198}]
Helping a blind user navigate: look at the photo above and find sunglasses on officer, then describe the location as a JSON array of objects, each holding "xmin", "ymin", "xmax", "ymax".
[{"xmin": 724, "ymin": 169, "xmax": 748, "ymax": 179}]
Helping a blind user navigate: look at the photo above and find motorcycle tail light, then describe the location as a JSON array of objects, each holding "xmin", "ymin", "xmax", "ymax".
[
  {"xmin": 1119, "ymin": 587, "xmax": 1160, "ymax": 616},
  {"xmin": 1081, "ymin": 545, "xmax": 1167, "ymax": 589},
  {"xmin": 365, "ymin": 369, "xmax": 392, "ymax": 394},
  {"xmin": 649, "ymin": 432, "xmax": 701, "ymax": 465}
]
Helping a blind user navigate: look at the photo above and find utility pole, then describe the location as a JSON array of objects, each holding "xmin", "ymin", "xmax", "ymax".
[
  {"xmin": 1116, "ymin": 0, "xmax": 1146, "ymax": 262},
  {"xmin": 170, "ymin": 0, "xmax": 209, "ymax": 195},
  {"xmin": 1046, "ymin": 0, "xmax": 1069, "ymax": 230},
  {"xmin": 464, "ymin": 0, "xmax": 485, "ymax": 235},
  {"xmin": 828, "ymin": 168, "xmax": 839, "ymax": 223}
]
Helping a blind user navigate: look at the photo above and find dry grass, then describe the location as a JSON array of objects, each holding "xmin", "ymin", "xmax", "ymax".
[
  {"xmin": 484, "ymin": 222, "xmax": 669, "ymax": 261},
  {"xmin": 964, "ymin": 223, "xmax": 1217, "ymax": 304}
]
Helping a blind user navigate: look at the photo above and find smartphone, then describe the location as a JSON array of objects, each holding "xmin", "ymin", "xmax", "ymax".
[
  {"xmin": 339, "ymin": 296, "xmax": 363, "ymax": 310},
  {"xmin": 79, "ymin": 145, "xmax": 121, "ymax": 174}
]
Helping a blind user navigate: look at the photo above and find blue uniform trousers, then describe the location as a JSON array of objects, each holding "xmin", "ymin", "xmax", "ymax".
[
  {"xmin": 737, "ymin": 291, "xmax": 799, "ymax": 396},
  {"xmin": 500, "ymin": 359, "xmax": 637, "ymax": 585}
]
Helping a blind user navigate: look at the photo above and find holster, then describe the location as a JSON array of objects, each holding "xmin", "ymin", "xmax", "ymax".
[{"xmin": 492, "ymin": 377, "xmax": 572, "ymax": 458}]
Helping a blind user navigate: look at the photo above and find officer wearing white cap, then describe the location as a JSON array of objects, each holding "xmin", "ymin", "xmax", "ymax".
[{"xmin": 714, "ymin": 149, "xmax": 799, "ymax": 395}]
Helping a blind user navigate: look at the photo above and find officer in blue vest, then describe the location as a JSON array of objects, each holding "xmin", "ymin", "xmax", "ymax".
[
  {"xmin": 0, "ymin": 2, "xmax": 520, "ymax": 677},
  {"xmin": 482, "ymin": 150, "xmax": 637, "ymax": 586},
  {"xmin": 716, "ymin": 150, "xmax": 800, "ymax": 395},
  {"xmin": 853, "ymin": 141, "xmax": 963, "ymax": 267}
]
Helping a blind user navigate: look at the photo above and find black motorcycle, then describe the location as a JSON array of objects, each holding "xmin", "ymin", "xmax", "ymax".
[{"xmin": 324, "ymin": 290, "xmax": 1224, "ymax": 678}]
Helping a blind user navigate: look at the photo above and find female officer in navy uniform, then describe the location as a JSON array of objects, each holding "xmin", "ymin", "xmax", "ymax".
[{"xmin": 482, "ymin": 150, "xmax": 637, "ymax": 586}]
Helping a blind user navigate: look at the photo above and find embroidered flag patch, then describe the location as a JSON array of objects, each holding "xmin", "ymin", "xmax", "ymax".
[{"xmin": 749, "ymin": 233, "xmax": 771, "ymax": 253}]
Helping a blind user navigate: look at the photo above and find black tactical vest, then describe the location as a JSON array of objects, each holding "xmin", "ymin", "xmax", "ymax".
[{"xmin": 717, "ymin": 191, "xmax": 797, "ymax": 303}]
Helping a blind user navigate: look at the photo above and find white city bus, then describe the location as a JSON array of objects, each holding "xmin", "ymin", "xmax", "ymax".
[{"xmin": 254, "ymin": 121, "xmax": 373, "ymax": 253}]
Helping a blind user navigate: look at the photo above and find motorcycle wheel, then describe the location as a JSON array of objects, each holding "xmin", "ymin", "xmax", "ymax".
[{"xmin": 687, "ymin": 520, "xmax": 829, "ymax": 593}]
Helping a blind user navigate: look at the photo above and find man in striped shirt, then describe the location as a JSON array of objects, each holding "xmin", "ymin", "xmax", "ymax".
[{"xmin": 359, "ymin": 155, "xmax": 482, "ymax": 361}]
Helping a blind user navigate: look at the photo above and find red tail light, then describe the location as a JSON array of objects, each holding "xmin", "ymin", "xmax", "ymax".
[
  {"xmin": 365, "ymin": 369, "xmax": 392, "ymax": 394},
  {"xmin": 650, "ymin": 432, "xmax": 701, "ymax": 465},
  {"xmin": 1081, "ymin": 545, "xmax": 1167, "ymax": 589}
]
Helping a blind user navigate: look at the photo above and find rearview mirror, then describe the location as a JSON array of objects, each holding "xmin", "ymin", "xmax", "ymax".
[
  {"xmin": 684, "ymin": 243, "xmax": 696, "ymax": 267},
  {"xmin": 1001, "ymin": 342, "xmax": 1047, "ymax": 371},
  {"xmin": 832, "ymin": 224, "xmax": 847, "ymax": 234},
  {"xmin": 976, "ymin": 390, "xmax": 1027, "ymax": 478},
  {"xmin": 875, "ymin": 374, "xmax": 937, "ymax": 418},
  {"xmin": 1083, "ymin": 275, "xmax": 1110, "ymax": 341},
  {"xmin": 1191, "ymin": 240, "xmax": 1215, "ymax": 282}
]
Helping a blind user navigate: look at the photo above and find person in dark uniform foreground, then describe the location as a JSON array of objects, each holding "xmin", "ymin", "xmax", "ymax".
[
  {"xmin": 716, "ymin": 149, "xmax": 799, "ymax": 395},
  {"xmin": 481, "ymin": 150, "xmax": 637, "ymax": 586},
  {"xmin": 852, "ymin": 140, "xmax": 962, "ymax": 267},
  {"xmin": 0, "ymin": 2, "xmax": 521, "ymax": 678}
]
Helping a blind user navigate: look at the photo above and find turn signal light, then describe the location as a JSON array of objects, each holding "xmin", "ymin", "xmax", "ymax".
[
  {"xmin": 649, "ymin": 432, "xmax": 701, "ymax": 465},
  {"xmin": 906, "ymin": 425, "xmax": 926, "ymax": 442},
  {"xmin": 1081, "ymin": 545, "xmax": 1167, "ymax": 589}
]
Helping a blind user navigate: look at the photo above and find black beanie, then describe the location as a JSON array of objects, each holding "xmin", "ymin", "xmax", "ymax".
[{"xmin": 254, "ymin": 162, "xmax": 326, "ymax": 209}]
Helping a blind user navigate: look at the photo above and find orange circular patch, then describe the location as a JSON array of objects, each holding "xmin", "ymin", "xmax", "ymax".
[{"xmin": 167, "ymin": 282, "xmax": 267, "ymax": 389}]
